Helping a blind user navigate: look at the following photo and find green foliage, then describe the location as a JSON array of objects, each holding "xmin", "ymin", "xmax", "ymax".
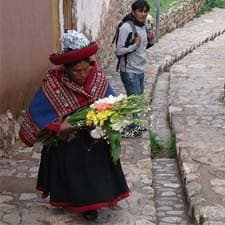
[
  {"xmin": 149, "ymin": 130, "xmax": 164, "ymax": 157},
  {"xmin": 196, "ymin": 0, "xmax": 225, "ymax": 17},
  {"xmin": 147, "ymin": 0, "xmax": 182, "ymax": 17},
  {"xmin": 218, "ymin": 95, "xmax": 225, "ymax": 105},
  {"xmin": 205, "ymin": 0, "xmax": 225, "ymax": 8},
  {"xmin": 167, "ymin": 132, "xmax": 177, "ymax": 158},
  {"xmin": 149, "ymin": 130, "xmax": 177, "ymax": 158},
  {"xmin": 148, "ymin": 0, "xmax": 225, "ymax": 18},
  {"xmin": 105, "ymin": 126, "xmax": 122, "ymax": 164}
]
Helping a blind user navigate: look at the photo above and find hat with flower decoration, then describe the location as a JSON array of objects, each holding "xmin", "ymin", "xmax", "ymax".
[{"xmin": 49, "ymin": 30, "xmax": 99, "ymax": 65}]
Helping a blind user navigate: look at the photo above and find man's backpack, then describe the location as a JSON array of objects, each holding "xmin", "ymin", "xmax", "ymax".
[
  {"xmin": 112, "ymin": 14, "xmax": 155, "ymax": 72},
  {"xmin": 112, "ymin": 15, "xmax": 138, "ymax": 72}
]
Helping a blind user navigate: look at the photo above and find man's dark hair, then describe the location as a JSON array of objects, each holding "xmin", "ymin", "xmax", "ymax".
[{"xmin": 131, "ymin": 0, "xmax": 150, "ymax": 11}]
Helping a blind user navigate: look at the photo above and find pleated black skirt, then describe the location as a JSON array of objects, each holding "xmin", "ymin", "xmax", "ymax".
[{"xmin": 36, "ymin": 130, "xmax": 129, "ymax": 212}]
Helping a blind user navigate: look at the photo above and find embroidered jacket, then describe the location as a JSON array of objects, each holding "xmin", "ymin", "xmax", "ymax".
[{"xmin": 19, "ymin": 61, "xmax": 113, "ymax": 147}]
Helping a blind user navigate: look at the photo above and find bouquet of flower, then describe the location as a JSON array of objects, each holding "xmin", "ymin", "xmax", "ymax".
[
  {"xmin": 68, "ymin": 94, "xmax": 149, "ymax": 163},
  {"xmin": 39, "ymin": 94, "xmax": 149, "ymax": 163},
  {"xmin": 145, "ymin": 14, "xmax": 155, "ymax": 31}
]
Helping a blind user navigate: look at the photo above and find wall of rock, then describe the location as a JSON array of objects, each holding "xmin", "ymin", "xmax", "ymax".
[
  {"xmin": 159, "ymin": 0, "xmax": 205, "ymax": 35},
  {"xmin": 0, "ymin": 0, "xmax": 205, "ymax": 157},
  {"xmin": 0, "ymin": 111, "xmax": 20, "ymax": 158}
]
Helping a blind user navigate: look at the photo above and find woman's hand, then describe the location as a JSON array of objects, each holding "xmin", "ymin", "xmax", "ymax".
[
  {"xmin": 59, "ymin": 118, "xmax": 74, "ymax": 133},
  {"xmin": 58, "ymin": 118, "xmax": 78, "ymax": 140}
]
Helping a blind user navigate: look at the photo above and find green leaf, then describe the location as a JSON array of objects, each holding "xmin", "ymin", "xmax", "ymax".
[
  {"xmin": 105, "ymin": 128, "xmax": 122, "ymax": 164},
  {"xmin": 68, "ymin": 107, "xmax": 90, "ymax": 124}
]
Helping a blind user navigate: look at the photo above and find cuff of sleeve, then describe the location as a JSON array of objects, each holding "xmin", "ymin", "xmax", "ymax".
[
  {"xmin": 129, "ymin": 43, "xmax": 137, "ymax": 52},
  {"xmin": 46, "ymin": 123, "xmax": 60, "ymax": 132}
]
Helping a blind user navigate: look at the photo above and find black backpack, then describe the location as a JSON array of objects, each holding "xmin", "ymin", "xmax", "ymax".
[
  {"xmin": 112, "ymin": 14, "xmax": 155, "ymax": 72},
  {"xmin": 112, "ymin": 14, "xmax": 138, "ymax": 72}
]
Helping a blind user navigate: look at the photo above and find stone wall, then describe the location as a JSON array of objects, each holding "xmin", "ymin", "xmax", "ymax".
[
  {"xmin": 0, "ymin": 0, "xmax": 205, "ymax": 157},
  {"xmin": 159, "ymin": 0, "xmax": 205, "ymax": 35},
  {"xmin": 0, "ymin": 111, "xmax": 20, "ymax": 158}
]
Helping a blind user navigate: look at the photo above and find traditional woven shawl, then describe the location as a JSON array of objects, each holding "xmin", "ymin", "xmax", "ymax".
[{"xmin": 19, "ymin": 61, "xmax": 109, "ymax": 147}]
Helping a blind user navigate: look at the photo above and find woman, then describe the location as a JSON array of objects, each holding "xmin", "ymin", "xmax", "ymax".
[{"xmin": 19, "ymin": 30, "xmax": 129, "ymax": 221}]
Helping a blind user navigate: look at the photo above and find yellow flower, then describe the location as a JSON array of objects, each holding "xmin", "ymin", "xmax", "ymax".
[
  {"xmin": 96, "ymin": 110, "xmax": 113, "ymax": 126},
  {"xmin": 86, "ymin": 110, "xmax": 98, "ymax": 125}
]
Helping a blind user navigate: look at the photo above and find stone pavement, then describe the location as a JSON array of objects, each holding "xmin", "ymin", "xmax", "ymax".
[
  {"xmin": 152, "ymin": 159, "xmax": 192, "ymax": 225},
  {"xmin": 0, "ymin": 8, "xmax": 225, "ymax": 225},
  {"xmin": 169, "ymin": 29, "xmax": 225, "ymax": 224},
  {"xmin": 146, "ymin": 8, "xmax": 225, "ymax": 225}
]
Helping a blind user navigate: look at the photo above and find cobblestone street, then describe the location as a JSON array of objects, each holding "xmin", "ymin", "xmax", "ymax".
[{"xmin": 0, "ymin": 8, "xmax": 225, "ymax": 225}]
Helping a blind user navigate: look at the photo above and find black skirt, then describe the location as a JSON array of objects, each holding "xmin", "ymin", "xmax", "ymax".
[{"xmin": 36, "ymin": 130, "xmax": 129, "ymax": 212}]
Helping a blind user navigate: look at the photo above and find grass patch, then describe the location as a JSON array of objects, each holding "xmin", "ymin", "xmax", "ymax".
[
  {"xmin": 147, "ymin": 0, "xmax": 182, "ymax": 17},
  {"xmin": 167, "ymin": 132, "xmax": 177, "ymax": 158},
  {"xmin": 218, "ymin": 95, "xmax": 225, "ymax": 105},
  {"xmin": 147, "ymin": 0, "xmax": 225, "ymax": 19},
  {"xmin": 196, "ymin": 0, "xmax": 225, "ymax": 17},
  {"xmin": 150, "ymin": 130, "xmax": 177, "ymax": 158},
  {"xmin": 149, "ymin": 130, "xmax": 164, "ymax": 158}
]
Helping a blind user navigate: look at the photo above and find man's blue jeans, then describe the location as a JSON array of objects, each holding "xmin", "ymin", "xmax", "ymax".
[{"xmin": 120, "ymin": 71, "xmax": 144, "ymax": 96}]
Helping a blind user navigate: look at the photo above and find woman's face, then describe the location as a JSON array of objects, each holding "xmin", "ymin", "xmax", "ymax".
[
  {"xmin": 132, "ymin": 7, "xmax": 149, "ymax": 23},
  {"xmin": 67, "ymin": 60, "xmax": 90, "ymax": 85}
]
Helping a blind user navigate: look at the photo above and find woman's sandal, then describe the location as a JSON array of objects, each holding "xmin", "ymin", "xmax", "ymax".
[{"xmin": 82, "ymin": 210, "xmax": 98, "ymax": 221}]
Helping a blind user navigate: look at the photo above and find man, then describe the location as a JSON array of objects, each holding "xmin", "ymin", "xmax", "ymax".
[
  {"xmin": 116, "ymin": 0, "xmax": 154, "ymax": 137},
  {"xmin": 116, "ymin": 0, "xmax": 154, "ymax": 96}
]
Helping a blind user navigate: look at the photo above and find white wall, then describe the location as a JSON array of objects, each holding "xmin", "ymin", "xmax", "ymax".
[{"xmin": 75, "ymin": 0, "xmax": 110, "ymax": 40}]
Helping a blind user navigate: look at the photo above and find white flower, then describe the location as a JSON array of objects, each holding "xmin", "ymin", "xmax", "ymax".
[
  {"xmin": 145, "ymin": 14, "xmax": 155, "ymax": 31},
  {"xmin": 90, "ymin": 127, "xmax": 105, "ymax": 139},
  {"xmin": 90, "ymin": 94, "xmax": 127, "ymax": 109},
  {"xmin": 110, "ymin": 94, "xmax": 126, "ymax": 104},
  {"xmin": 111, "ymin": 120, "xmax": 129, "ymax": 132}
]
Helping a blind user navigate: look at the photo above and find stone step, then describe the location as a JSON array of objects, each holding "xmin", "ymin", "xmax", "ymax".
[{"xmin": 152, "ymin": 159, "xmax": 193, "ymax": 225}]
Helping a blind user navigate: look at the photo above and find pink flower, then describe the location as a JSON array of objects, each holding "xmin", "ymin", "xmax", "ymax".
[{"xmin": 94, "ymin": 102, "xmax": 112, "ymax": 112}]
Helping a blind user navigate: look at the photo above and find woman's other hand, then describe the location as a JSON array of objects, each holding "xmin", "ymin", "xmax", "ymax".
[{"xmin": 59, "ymin": 118, "xmax": 74, "ymax": 133}]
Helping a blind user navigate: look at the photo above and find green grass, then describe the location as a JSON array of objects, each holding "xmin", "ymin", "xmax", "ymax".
[
  {"xmin": 167, "ymin": 132, "xmax": 177, "ymax": 158},
  {"xmin": 218, "ymin": 94, "xmax": 225, "ymax": 105},
  {"xmin": 148, "ymin": 0, "xmax": 225, "ymax": 18},
  {"xmin": 147, "ymin": 0, "xmax": 182, "ymax": 17},
  {"xmin": 149, "ymin": 131, "xmax": 164, "ymax": 158},
  {"xmin": 196, "ymin": 0, "xmax": 225, "ymax": 17},
  {"xmin": 150, "ymin": 130, "xmax": 177, "ymax": 158}
]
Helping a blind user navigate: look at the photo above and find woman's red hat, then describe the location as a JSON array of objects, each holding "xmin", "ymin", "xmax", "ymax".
[{"xmin": 49, "ymin": 30, "xmax": 99, "ymax": 65}]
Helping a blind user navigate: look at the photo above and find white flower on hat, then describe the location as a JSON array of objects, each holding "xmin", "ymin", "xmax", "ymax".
[{"xmin": 62, "ymin": 30, "xmax": 90, "ymax": 51}]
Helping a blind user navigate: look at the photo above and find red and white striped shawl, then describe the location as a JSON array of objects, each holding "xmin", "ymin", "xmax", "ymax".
[{"xmin": 19, "ymin": 61, "xmax": 109, "ymax": 146}]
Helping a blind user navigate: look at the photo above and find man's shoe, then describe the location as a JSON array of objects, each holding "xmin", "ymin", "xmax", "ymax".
[
  {"xmin": 122, "ymin": 124, "xmax": 145, "ymax": 138},
  {"xmin": 137, "ymin": 126, "xmax": 147, "ymax": 132},
  {"xmin": 132, "ymin": 129, "xmax": 143, "ymax": 137}
]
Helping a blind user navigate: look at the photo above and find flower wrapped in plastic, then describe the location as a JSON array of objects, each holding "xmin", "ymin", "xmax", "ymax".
[{"xmin": 68, "ymin": 94, "xmax": 150, "ymax": 163}]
